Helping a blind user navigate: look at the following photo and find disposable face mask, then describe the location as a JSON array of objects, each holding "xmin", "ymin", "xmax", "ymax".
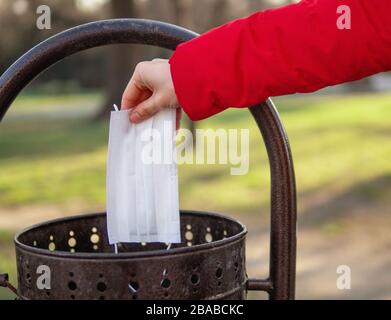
[{"xmin": 106, "ymin": 108, "xmax": 181, "ymax": 245}]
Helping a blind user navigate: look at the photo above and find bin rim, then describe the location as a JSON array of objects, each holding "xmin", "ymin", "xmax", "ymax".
[{"xmin": 14, "ymin": 210, "xmax": 247, "ymax": 260}]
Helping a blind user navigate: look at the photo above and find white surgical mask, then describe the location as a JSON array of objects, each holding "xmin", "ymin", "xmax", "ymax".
[{"xmin": 106, "ymin": 108, "xmax": 181, "ymax": 245}]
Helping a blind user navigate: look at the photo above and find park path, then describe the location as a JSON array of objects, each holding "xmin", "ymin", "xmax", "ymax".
[
  {"xmin": 244, "ymin": 205, "xmax": 391, "ymax": 299},
  {"xmin": 1, "ymin": 201, "xmax": 390, "ymax": 299}
]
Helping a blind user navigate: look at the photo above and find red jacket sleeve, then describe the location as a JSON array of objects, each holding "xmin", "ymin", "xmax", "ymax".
[{"xmin": 169, "ymin": 0, "xmax": 391, "ymax": 121}]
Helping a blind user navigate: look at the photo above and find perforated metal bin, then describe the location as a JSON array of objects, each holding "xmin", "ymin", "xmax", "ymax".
[{"xmin": 0, "ymin": 19, "xmax": 297, "ymax": 300}]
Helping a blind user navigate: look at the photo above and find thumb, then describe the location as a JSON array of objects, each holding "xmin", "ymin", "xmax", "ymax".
[{"xmin": 129, "ymin": 95, "xmax": 160, "ymax": 123}]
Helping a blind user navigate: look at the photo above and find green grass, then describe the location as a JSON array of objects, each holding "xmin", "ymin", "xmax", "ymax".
[
  {"xmin": 0, "ymin": 230, "xmax": 16, "ymax": 300},
  {"xmin": 7, "ymin": 92, "xmax": 102, "ymax": 111},
  {"xmin": 0, "ymin": 92, "xmax": 390, "ymax": 213},
  {"xmin": 0, "ymin": 92, "xmax": 390, "ymax": 299}
]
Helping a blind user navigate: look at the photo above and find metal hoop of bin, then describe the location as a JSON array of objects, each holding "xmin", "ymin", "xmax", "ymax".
[{"xmin": 0, "ymin": 19, "xmax": 297, "ymax": 300}]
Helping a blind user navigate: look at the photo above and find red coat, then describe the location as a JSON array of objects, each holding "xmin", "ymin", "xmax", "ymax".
[{"xmin": 169, "ymin": 0, "xmax": 391, "ymax": 121}]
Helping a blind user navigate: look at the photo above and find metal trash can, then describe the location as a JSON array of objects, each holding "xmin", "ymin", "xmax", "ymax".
[{"xmin": 0, "ymin": 19, "xmax": 297, "ymax": 300}]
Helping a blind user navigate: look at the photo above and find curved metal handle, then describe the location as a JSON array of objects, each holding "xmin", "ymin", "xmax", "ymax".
[
  {"xmin": 248, "ymin": 102, "xmax": 297, "ymax": 300},
  {"xmin": 0, "ymin": 19, "xmax": 296, "ymax": 300}
]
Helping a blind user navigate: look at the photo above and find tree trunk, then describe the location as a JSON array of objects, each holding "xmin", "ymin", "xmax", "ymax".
[
  {"xmin": 346, "ymin": 78, "xmax": 374, "ymax": 92},
  {"xmin": 248, "ymin": 0, "xmax": 269, "ymax": 12},
  {"xmin": 95, "ymin": 0, "xmax": 139, "ymax": 120},
  {"xmin": 173, "ymin": 0, "xmax": 197, "ymax": 136}
]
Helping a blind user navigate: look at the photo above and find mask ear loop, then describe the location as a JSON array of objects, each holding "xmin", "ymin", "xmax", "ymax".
[
  {"xmin": 162, "ymin": 243, "xmax": 171, "ymax": 276},
  {"xmin": 113, "ymin": 104, "xmax": 120, "ymax": 254}
]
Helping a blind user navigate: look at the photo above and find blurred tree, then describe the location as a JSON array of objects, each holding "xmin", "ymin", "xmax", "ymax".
[
  {"xmin": 173, "ymin": 0, "xmax": 197, "ymax": 135},
  {"xmin": 0, "ymin": 0, "xmax": 104, "ymax": 90},
  {"xmin": 346, "ymin": 78, "xmax": 374, "ymax": 92},
  {"xmin": 173, "ymin": 0, "xmax": 193, "ymax": 29},
  {"xmin": 171, "ymin": 0, "xmax": 234, "ymax": 135},
  {"xmin": 96, "ymin": 0, "xmax": 140, "ymax": 119},
  {"xmin": 0, "ymin": 0, "xmax": 87, "ymax": 71},
  {"xmin": 248, "ymin": 0, "xmax": 269, "ymax": 11}
]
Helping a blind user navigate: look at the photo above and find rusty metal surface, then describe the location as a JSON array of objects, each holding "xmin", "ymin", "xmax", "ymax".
[
  {"xmin": 0, "ymin": 273, "xmax": 19, "ymax": 296},
  {"xmin": 0, "ymin": 273, "xmax": 9, "ymax": 287},
  {"xmin": 0, "ymin": 19, "xmax": 297, "ymax": 300},
  {"xmin": 15, "ymin": 211, "xmax": 246, "ymax": 300},
  {"xmin": 250, "ymin": 102, "xmax": 297, "ymax": 300}
]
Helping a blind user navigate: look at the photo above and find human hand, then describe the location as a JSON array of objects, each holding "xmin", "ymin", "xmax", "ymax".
[{"xmin": 121, "ymin": 59, "xmax": 181, "ymax": 128}]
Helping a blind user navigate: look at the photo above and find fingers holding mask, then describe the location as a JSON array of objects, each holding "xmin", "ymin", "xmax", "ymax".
[{"xmin": 121, "ymin": 59, "xmax": 182, "ymax": 125}]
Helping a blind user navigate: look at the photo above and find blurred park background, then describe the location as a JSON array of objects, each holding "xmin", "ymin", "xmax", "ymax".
[{"xmin": 0, "ymin": 0, "xmax": 390, "ymax": 299}]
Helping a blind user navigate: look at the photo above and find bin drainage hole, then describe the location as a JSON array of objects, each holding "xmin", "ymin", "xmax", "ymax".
[
  {"xmin": 68, "ymin": 281, "xmax": 77, "ymax": 291},
  {"xmin": 205, "ymin": 233, "xmax": 213, "ymax": 243},
  {"xmin": 90, "ymin": 234, "xmax": 100, "ymax": 244},
  {"xmin": 186, "ymin": 224, "xmax": 192, "ymax": 230},
  {"xmin": 129, "ymin": 281, "xmax": 139, "ymax": 293},
  {"xmin": 215, "ymin": 267, "xmax": 223, "ymax": 279},
  {"xmin": 97, "ymin": 282, "xmax": 107, "ymax": 292},
  {"xmin": 185, "ymin": 231, "xmax": 193, "ymax": 241},
  {"xmin": 191, "ymin": 274, "xmax": 200, "ymax": 285},
  {"xmin": 161, "ymin": 278, "xmax": 171, "ymax": 289},
  {"xmin": 68, "ymin": 237, "xmax": 77, "ymax": 248},
  {"xmin": 48, "ymin": 242, "xmax": 56, "ymax": 251}
]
